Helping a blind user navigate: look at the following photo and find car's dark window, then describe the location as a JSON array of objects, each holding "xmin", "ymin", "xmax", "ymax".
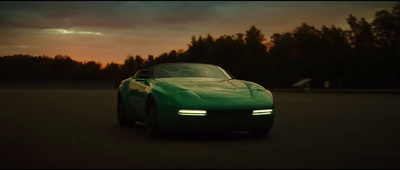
[
  {"xmin": 152, "ymin": 63, "xmax": 232, "ymax": 79},
  {"xmin": 134, "ymin": 69, "xmax": 150, "ymax": 79}
]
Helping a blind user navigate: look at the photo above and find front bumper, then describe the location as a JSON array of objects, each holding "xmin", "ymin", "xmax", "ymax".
[
  {"xmin": 151, "ymin": 89, "xmax": 275, "ymax": 132},
  {"xmin": 163, "ymin": 113, "xmax": 274, "ymax": 132},
  {"xmin": 156, "ymin": 101, "xmax": 274, "ymax": 132}
]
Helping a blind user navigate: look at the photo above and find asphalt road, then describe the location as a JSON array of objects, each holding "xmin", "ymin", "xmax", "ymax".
[{"xmin": 1, "ymin": 88, "xmax": 400, "ymax": 169}]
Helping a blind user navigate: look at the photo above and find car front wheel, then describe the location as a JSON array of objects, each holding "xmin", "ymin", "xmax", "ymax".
[{"xmin": 147, "ymin": 99, "xmax": 163, "ymax": 137}]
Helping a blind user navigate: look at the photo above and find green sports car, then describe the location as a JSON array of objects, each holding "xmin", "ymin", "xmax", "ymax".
[{"xmin": 117, "ymin": 62, "xmax": 274, "ymax": 137}]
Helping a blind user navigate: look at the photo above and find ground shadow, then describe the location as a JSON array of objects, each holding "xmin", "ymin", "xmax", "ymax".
[{"xmin": 112, "ymin": 122, "xmax": 272, "ymax": 142}]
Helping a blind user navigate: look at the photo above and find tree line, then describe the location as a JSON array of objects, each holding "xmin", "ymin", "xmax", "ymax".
[{"xmin": 1, "ymin": 2, "xmax": 399, "ymax": 89}]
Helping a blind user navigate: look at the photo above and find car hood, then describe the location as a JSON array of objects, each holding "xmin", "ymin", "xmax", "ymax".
[{"xmin": 156, "ymin": 78, "xmax": 252, "ymax": 99}]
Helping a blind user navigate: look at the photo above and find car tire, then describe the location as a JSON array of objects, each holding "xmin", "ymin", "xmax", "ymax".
[
  {"xmin": 117, "ymin": 92, "xmax": 135, "ymax": 127},
  {"xmin": 248, "ymin": 129, "xmax": 270, "ymax": 137},
  {"xmin": 147, "ymin": 98, "xmax": 163, "ymax": 137}
]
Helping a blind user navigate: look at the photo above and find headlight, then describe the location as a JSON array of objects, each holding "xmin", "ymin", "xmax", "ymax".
[
  {"xmin": 178, "ymin": 109, "xmax": 207, "ymax": 116},
  {"xmin": 252, "ymin": 109, "xmax": 273, "ymax": 115}
]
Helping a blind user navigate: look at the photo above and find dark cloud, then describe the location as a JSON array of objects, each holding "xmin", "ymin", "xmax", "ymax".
[
  {"xmin": 149, "ymin": 2, "xmax": 225, "ymax": 24},
  {"xmin": 1, "ymin": 1, "xmax": 394, "ymax": 31},
  {"xmin": 0, "ymin": 1, "xmax": 228, "ymax": 29},
  {"xmin": 0, "ymin": 1, "xmax": 132, "ymax": 29}
]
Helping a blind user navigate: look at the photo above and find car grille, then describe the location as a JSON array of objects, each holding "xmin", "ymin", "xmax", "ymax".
[{"xmin": 207, "ymin": 110, "xmax": 252, "ymax": 116}]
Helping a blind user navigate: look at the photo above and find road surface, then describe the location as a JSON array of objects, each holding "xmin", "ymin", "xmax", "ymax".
[{"xmin": 0, "ymin": 88, "xmax": 399, "ymax": 168}]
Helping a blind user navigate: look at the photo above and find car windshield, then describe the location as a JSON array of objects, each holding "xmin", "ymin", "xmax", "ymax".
[{"xmin": 152, "ymin": 63, "xmax": 232, "ymax": 79}]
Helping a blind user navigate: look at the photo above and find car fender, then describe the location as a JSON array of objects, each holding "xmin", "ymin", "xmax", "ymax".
[{"xmin": 118, "ymin": 78, "xmax": 136, "ymax": 119}]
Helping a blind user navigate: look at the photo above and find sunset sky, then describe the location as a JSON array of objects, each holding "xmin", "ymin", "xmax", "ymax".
[{"xmin": 0, "ymin": 1, "xmax": 397, "ymax": 65}]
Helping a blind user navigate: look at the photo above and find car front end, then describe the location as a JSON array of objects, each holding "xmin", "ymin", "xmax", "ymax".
[{"xmin": 151, "ymin": 78, "xmax": 275, "ymax": 132}]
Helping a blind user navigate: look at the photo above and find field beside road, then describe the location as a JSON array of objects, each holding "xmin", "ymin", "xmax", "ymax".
[{"xmin": 1, "ymin": 88, "xmax": 400, "ymax": 168}]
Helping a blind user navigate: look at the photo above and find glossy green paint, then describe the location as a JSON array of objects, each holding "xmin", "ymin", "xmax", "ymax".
[{"xmin": 118, "ymin": 63, "xmax": 274, "ymax": 132}]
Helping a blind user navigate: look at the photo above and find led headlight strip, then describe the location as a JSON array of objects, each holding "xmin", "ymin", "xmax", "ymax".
[
  {"xmin": 252, "ymin": 109, "xmax": 273, "ymax": 115},
  {"xmin": 178, "ymin": 110, "xmax": 207, "ymax": 116}
]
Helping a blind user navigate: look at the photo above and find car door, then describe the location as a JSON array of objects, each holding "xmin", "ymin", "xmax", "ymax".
[{"xmin": 129, "ymin": 69, "xmax": 150, "ymax": 120}]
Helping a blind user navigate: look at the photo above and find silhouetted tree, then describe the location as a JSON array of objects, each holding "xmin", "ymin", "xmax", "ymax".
[
  {"xmin": 319, "ymin": 25, "xmax": 351, "ymax": 88},
  {"xmin": 103, "ymin": 62, "xmax": 120, "ymax": 80},
  {"xmin": 245, "ymin": 25, "xmax": 266, "ymax": 52},
  {"xmin": 371, "ymin": 3, "xmax": 400, "ymax": 88},
  {"xmin": 119, "ymin": 55, "xmax": 136, "ymax": 81}
]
